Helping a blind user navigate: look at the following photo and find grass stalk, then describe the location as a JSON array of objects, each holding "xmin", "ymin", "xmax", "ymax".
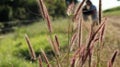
[
  {"xmin": 22, "ymin": 0, "xmax": 119, "ymax": 67},
  {"xmin": 70, "ymin": 32, "xmax": 77, "ymax": 51},
  {"xmin": 73, "ymin": 0, "xmax": 86, "ymax": 21},
  {"xmin": 37, "ymin": 0, "xmax": 52, "ymax": 33},
  {"xmin": 25, "ymin": 34, "xmax": 36, "ymax": 61},
  {"xmin": 54, "ymin": 35, "xmax": 60, "ymax": 55},
  {"xmin": 38, "ymin": 55, "xmax": 43, "ymax": 67},
  {"xmin": 41, "ymin": 49, "xmax": 51, "ymax": 67},
  {"xmin": 77, "ymin": 18, "xmax": 82, "ymax": 48},
  {"xmin": 107, "ymin": 50, "xmax": 118, "ymax": 67}
]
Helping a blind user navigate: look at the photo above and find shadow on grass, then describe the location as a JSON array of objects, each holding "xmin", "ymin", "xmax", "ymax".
[{"xmin": 13, "ymin": 46, "xmax": 55, "ymax": 62}]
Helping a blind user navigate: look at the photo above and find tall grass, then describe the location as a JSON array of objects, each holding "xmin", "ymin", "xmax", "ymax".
[
  {"xmin": 25, "ymin": 34, "xmax": 36, "ymax": 61},
  {"xmin": 24, "ymin": 0, "xmax": 119, "ymax": 67},
  {"xmin": 107, "ymin": 50, "xmax": 118, "ymax": 67}
]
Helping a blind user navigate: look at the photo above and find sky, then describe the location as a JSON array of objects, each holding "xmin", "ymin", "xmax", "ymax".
[{"xmin": 79, "ymin": 0, "xmax": 120, "ymax": 10}]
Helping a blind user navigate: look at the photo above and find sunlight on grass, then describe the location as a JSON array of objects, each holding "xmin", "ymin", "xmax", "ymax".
[
  {"xmin": 0, "ymin": 18, "xmax": 69, "ymax": 66},
  {"xmin": 0, "ymin": 15, "xmax": 120, "ymax": 66}
]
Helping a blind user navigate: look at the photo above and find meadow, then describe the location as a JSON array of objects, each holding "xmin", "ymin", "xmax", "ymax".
[
  {"xmin": 0, "ymin": 1, "xmax": 120, "ymax": 67},
  {"xmin": 0, "ymin": 16, "xmax": 120, "ymax": 67},
  {"xmin": 0, "ymin": 18, "xmax": 70, "ymax": 66}
]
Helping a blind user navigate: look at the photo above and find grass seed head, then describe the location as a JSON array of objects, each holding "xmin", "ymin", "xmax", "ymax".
[{"xmin": 25, "ymin": 34, "xmax": 36, "ymax": 61}]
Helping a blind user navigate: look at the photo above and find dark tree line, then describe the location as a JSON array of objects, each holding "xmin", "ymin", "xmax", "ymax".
[
  {"xmin": 0, "ymin": 0, "xmax": 66, "ymax": 33},
  {"xmin": 0, "ymin": 0, "xmax": 39, "ymax": 22},
  {"xmin": 0, "ymin": 0, "xmax": 66, "ymax": 22}
]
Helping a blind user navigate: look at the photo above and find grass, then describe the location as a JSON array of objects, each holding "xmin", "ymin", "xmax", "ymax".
[
  {"xmin": 0, "ymin": 1, "xmax": 120, "ymax": 67},
  {"xmin": 103, "ymin": 6, "xmax": 120, "ymax": 16},
  {"xmin": 0, "ymin": 17, "xmax": 120, "ymax": 67},
  {"xmin": 0, "ymin": 18, "xmax": 69, "ymax": 67}
]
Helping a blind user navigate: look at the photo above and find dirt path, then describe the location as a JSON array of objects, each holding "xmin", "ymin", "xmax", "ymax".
[
  {"xmin": 108, "ymin": 16, "xmax": 120, "ymax": 30},
  {"xmin": 107, "ymin": 16, "xmax": 120, "ymax": 38}
]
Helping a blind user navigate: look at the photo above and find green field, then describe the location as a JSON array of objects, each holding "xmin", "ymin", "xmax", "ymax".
[
  {"xmin": 0, "ymin": 7, "xmax": 120, "ymax": 67},
  {"xmin": 103, "ymin": 6, "xmax": 120, "ymax": 16},
  {"xmin": 0, "ymin": 18, "xmax": 70, "ymax": 67}
]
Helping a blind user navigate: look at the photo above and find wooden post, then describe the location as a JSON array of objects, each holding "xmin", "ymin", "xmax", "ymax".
[{"xmin": 99, "ymin": 0, "xmax": 102, "ymax": 24}]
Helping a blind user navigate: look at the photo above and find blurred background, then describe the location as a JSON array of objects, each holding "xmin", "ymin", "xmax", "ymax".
[
  {"xmin": 0, "ymin": 0, "xmax": 120, "ymax": 33},
  {"xmin": 0, "ymin": 0, "xmax": 67, "ymax": 33},
  {"xmin": 0, "ymin": 0, "xmax": 120, "ymax": 67}
]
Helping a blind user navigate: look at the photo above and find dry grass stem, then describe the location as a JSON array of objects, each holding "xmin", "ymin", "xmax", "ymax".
[
  {"xmin": 41, "ymin": 49, "xmax": 51, "ymax": 67},
  {"xmin": 55, "ymin": 35, "xmax": 60, "ymax": 50},
  {"xmin": 80, "ymin": 18, "xmax": 107, "ymax": 67},
  {"xmin": 77, "ymin": 18, "xmax": 82, "ymax": 47},
  {"xmin": 48, "ymin": 35, "xmax": 60, "ymax": 55},
  {"xmin": 23, "ymin": 0, "xmax": 118, "ymax": 67},
  {"xmin": 25, "ymin": 34, "xmax": 36, "ymax": 60},
  {"xmin": 38, "ymin": 55, "xmax": 43, "ymax": 67},
  {"xmin": 70, "ymin": 32, "xmax": 77, "ymax": 51},
  {"xmin": 73, "ymin": 0, "xmax": 86, "ymax": 22},
  {"xmin": 47, "ymin": 36, "xmax": 55, "ymax": 52},
  {"xmin": 71, "ymin": 58, "xmax": 76, "ymax": 67},
  {"xmin": 67, "ymin": 2, "xmax": 75, "ymax": 15},
  {"xmin": 37, "ymin": 0, "xmax": 52, "ymax": 33},
  {"xmin": 87, "ymin": 18, "xmax": 107, "ymax": 49},
  {"xmin": 71, "ymin": 46, "xmax": 85, "ymax": 66},
  {"xmin": 54, "ymin": 35, "xmax": 60, "ymax": 55},
  {"xmin": 100, "ymin": 24, "xmax": 105, "ymax": 43},
  {"xmin": 108, "ymin": 50, "xmax": 118, "ymax": 67}
]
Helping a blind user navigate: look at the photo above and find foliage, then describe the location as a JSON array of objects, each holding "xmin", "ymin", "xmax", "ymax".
[
  {"xmin": 0, "ymin": 0, "xmax": 67, "ymax": 33},
  {"xmin": 0, "ymin": 0, "xmax": 39, "ymax": 22},
  {"xmin": 44, "ymin": 0, "xmax": 66, "ymax": 17},
  {"xmin": 0, "ymin": 0, "xmax": 66, "ymax": 22}
]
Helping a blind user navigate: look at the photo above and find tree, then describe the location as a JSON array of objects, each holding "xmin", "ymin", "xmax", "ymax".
[
  {"xmin": 0, "ymin": 0, "xmax": 67, "ymax": 33},
  {"xmin": 0, "ymin": 0, "xmax": 39, "ymax": 22}
]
